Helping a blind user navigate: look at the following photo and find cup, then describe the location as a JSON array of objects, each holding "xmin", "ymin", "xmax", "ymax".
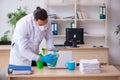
[{"xmin": 66, "ymin": 61, "xmax": 75, "ymax": 70}]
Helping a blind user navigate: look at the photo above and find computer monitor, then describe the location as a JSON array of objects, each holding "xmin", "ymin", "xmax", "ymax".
[{"xmin": 64, "ymin": 28, "xmax": 84, "ymax": 47}]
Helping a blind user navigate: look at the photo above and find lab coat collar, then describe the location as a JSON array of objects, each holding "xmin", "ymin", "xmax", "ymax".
[{"xmin": 31, "ymin": 14, "xmax": 39, "ymax": 28}]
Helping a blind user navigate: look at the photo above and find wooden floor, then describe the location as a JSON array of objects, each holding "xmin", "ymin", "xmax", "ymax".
[{"xmin": 0, "ymin": 68, "xmax": 7, "ymax": 80}]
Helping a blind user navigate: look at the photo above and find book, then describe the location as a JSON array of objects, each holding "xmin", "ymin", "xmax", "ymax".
[
  {"xmin": 8, "ymin": 64, "xmax": 32, "ymax": 75},
  {"xmin": 8, "ymin": 64, "xmax": 32, "ymax": 71},
  {"xmin": 76, "ymin": 11, "xmax": 87, "ymax": 19},
  {"xmin": 76, "ymin": 11, "xmax": 82, "ymax": 19},
  {"xmin": 9, "ymin": 70, "xmax": 32, "ymax": 75},
  {"xmin": 63, "ymin": 16, "xmax": 74, "ymax": 19},
  {"xmin": 81, "ymin": 11, "xmax": 87, "ymax": 19}
]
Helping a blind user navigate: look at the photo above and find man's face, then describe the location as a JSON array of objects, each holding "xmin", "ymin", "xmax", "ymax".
[{"xmin": 35, "ymin": 19, "xmax": 48, "ymax": 26}]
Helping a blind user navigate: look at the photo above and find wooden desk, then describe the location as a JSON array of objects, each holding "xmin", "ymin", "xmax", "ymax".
[
  {"xmin": 6, "ymin": 65, "xmax": 120, "ymax": 80},
  {"xmin": 0, "ymin": 44, "xmax": 109, "ymax": 68},
  {"xmin": 0, "ymin": 45, "xmax": 11, "ymax": 68},
  {"xmin": 56, "ymin": 44, "xmax": 109, "ymax": 64}
]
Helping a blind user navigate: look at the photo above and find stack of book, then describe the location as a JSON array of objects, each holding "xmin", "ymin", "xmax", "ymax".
[
  {"xmin": 62, "ymin": 16, "xmax": 75, "ymax": 19},
  {"xmin": 48, "ymin": 14, "xmax": 57, "ymax": 19},
  {"xmin": 76, "ymin": 11, "xmax": 87, "ymax": 19},
  {"xmin": 79, "ymin": 59, "xmax": 100, "ymax": 73},
  {"xmin": 8, "ymin": 64, "xmax": 32, "ymax": 75}
]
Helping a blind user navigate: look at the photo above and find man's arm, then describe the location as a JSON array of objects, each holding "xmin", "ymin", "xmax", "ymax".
[{"xmin": 45, "ymin": 21, "xmax": 54, "ymax": 50}]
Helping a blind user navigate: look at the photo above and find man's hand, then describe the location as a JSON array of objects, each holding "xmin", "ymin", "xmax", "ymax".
[{"xmin": 40, "ymin": 54, "xmax": 56, "ymax": 64}]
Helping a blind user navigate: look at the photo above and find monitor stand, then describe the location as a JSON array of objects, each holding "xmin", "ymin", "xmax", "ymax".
[{"xmin": 72, "ymin": 41, "xmax": 77, "ymax": 47}]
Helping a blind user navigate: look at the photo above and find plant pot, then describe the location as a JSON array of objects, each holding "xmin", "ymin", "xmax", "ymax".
[{"xmin": 0, "ymin": 41, "xmax": 11, "ymax": 45}]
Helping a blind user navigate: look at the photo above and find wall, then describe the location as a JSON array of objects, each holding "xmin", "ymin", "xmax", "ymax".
[
  {"xmin": 108, "ymin": 0, "xmax": 120, "ymax": 65},
  {"xmin": 0, "ymin": 0, "xmax": 47, "ymax": 49},
  {"xmin": 0, "ymin": 0, "xmax": 120, "ymax": 65},
  {"xmin": 0, "ymin": 0, "xmax": 46, "ymax": 38}
]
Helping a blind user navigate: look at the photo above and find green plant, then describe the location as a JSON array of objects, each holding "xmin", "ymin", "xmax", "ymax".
[
  {"xmin": 115, "ymin": 25, "xmax": 120, "ymax": 44},
  {"xmin": 115, "ymin": 25, "xmax": 120, "ymax": 35},
  {"xmin": 0, "ymin": 30, "xmax": 10, "ymax": 41},
  {"xmin": 7, "ymin": 7, "xmax": 27, "ymax": 27}
]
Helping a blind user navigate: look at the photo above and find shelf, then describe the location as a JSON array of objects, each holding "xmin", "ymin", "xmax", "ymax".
[
  {"xmin": 77, "ymin": 19, "xmax": 105, "ymax": 22},
  {"xmin": 48, "ymin": 2, "xmax": 106, "ymax": 7},
  {"xmin": 77, "ymin": 3, "xmax": 106, "ymax": 7},
  {"xmin": 47, "ymin": 3, "xmax": 74, "ymax": 6},
  {"xmin": 53, "ymin": 34, "xmax": 105, "ymax": 38},
  {"xmin": 84, "ymin": 34, "xmax": 105, "ymax": 37},
  {"xmin": 50, "ymin": 19, "xmax": 75, "ymax": 21},
  {"xmin": 77, "ymin": 19, "xmax": 105, "ymax": 21},
  {"xmin": 47, "ymin": 0, "xmax": 107, "ymax": 45},
  {"xmin": 53, "ymin": 35, "xmax": 65, "ymax": 38}
]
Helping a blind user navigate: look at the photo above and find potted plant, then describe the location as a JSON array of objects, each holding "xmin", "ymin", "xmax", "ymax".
[
  {"xmin": 0, "ymin": 30, "xmax": 11, "ymax": 45},
  {"xmin": 115, "ymin": 25, "xmax": 120, "ymax": 44},
  {"xmin": 7, "ymin": 7, "xmax": 27, "ymax": 29}
]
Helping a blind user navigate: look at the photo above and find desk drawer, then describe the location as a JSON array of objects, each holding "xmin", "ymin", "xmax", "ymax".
[{"xmin": 72, "ymin": 49, "xmax": 108, "ymax": 64}]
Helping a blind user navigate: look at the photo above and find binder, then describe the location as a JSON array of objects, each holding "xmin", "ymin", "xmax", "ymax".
[
  {"xmin": 51, "ymin": 23, "xmax": 58, "ymax": 35},
  {"xmin": 100, "ymin": 6, "xmax": 106, "ymax": 19}
]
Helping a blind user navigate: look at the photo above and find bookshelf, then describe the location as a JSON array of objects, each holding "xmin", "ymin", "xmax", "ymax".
[{"xmin": 46, "ymin": 0, "xmax": 108, "ymax": 45}]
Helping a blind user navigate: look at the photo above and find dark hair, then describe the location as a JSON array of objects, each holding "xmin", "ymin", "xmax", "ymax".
[{"xmin": 33, "ymin": 6, "xmax": 48, "ymax": 21}]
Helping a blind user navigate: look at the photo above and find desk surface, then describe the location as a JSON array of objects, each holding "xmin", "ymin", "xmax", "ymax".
[
  {"xmin": 56, "ymin": 44, "xmax": 109, "ymax": 50},
  {"xmin": 0, "ymin": 45, "xmax": 11, "ymax": 50},
  {"xmin": 0, "ymin": 44, "xmax": 109, "ymax": 50},
  {"xmin": 7, "ymin": 65, "xmax": 120, "ymax": 78}
]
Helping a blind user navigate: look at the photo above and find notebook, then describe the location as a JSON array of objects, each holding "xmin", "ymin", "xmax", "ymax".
[{"xmin": 47, "ymin": 51, "xmax": 73, "ymax": 68}]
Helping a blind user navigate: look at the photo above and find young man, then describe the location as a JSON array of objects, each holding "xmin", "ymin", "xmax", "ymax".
[{"xmin": 9, "ymin": 7, "xmax": 55, "ymax": 67}]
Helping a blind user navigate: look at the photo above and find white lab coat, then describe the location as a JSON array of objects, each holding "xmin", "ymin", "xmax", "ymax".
[{"xmin": 9, "ymin": 14, "xmax": 54, "ymax": 66}]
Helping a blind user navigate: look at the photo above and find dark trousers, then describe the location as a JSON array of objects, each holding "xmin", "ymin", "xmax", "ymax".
[{"xmin": 31, "ymin": 61, "xmax": 47, "ymax": 66}]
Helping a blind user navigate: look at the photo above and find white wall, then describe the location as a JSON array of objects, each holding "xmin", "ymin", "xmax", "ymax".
[
  {"xmin": 0, "ymin": 0, "xmax": 46, "ymax": 38},
  {"xmin": 108, "ymin": 0, "xmax": 120, "ymax": 65},
  {"xmin": 0, "ymin": 0, "xmax": 47, "ymax": 49},
  {"xmin": 0, "ymin": 0, "xmax": 120, "ymax": 65}
]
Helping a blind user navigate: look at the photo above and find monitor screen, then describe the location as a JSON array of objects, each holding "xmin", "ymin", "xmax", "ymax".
[{"xmin": 64, "ymin": 28, "xmax": 84, "ymax": 46}]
